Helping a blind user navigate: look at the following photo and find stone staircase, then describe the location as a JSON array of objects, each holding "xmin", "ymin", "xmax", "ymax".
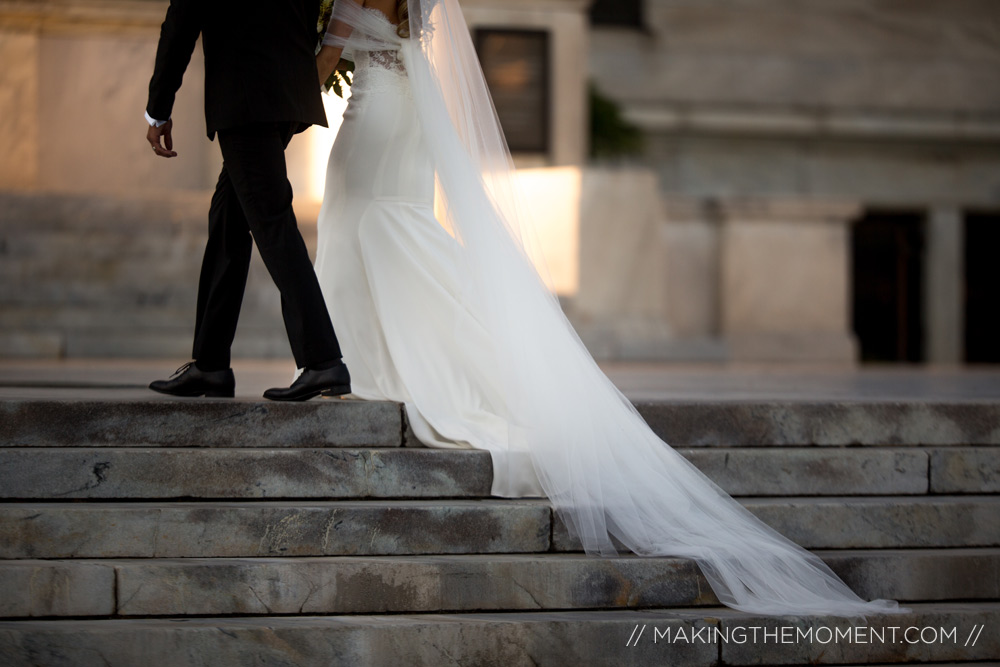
[
  {"xmin": 0, "ymin": 398, "xmax": 998, "ymax": 665},
  {"xmin": 0, "ymin": 190, "xmax": 293, "ymax": 359}
]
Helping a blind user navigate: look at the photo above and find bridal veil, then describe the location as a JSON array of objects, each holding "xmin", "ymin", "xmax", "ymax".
[{"xmin": 323, "ymin": 0, "xmax": 906, "ymax": 617}]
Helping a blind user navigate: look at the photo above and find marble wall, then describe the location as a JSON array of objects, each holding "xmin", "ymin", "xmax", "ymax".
[
  {"xmin": 568, "ymin": 185, "xmax": 860, "ymax": 363},
  {"xmin": 0, "ymin": 0, "xmax": 594, "ymax": 197},
  {"xmin": 0, "ymin": 31, "xmax": 39, "ymax": 190},
  {"xmin": 591, "ymin": 0, "xmax": 1000, "ymax": 115},
  {"xmin": 719, "ymin": 200, "xmax": 857, "ymax": 363},
  {"xmin": 643, "ymin": 134, "xmax": 1000, "ymax": 207},
  {"xmin": 4, "ymin": 0, "xmax": 998, "ymax": 363},
  {"xmin": 0, "ymin": 0, "xmax": 597, "ymax": 360},
  {"xmin": 0, "ymin": 1, "xmax": 218, "ymax": 195},
  {"xmin": 584, "ymin": 0, "xmax": 1000, "ymax": 363},
  {"xmin": 589, "ymin": 0, "xmax": 1000, "ymax": 207},
  {"xmin": 570, "ymin": 169, "xmax": 673, "ymax": 359}
]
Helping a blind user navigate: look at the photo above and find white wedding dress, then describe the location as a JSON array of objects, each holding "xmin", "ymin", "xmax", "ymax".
[
  {"xmin": 314, "ymin": 0, "xmax": 906, "ymax": 617},
  {"xmin": 313, "ymin": 12, "xmax": 543, "ymax": 497}
]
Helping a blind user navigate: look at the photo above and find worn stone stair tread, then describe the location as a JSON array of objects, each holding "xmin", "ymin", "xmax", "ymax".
[
  {"xmin": 635, "ymin": 401, "xmax": 1000, "ymax": 446},
  {"xmin": 0, "ymin": 603, "xmax": 996, "ymax": 666},
  {"xmin": 679, "ymin": 446, "xmax": 934, "ymax": 495},
  {"xmin": 0, "ymin": 500, "xmax": 553, "ymax": 559},
  {"xmin": 2, "ymin": 549, "xmax": 997, "ymax": 619},
  {"xmin": 551, "ymin": 496, "xmax": 1000, "ymax": 550},
  {"xmin": 2, "ymin": 496, "xmax": 998, "ymax": 559},
  {"xmin": 0, "ymin": 447, "xmax": 494, "ymax": 499},
  {"xmin": 0, "ymin": 389, "xmax": 997, "ymax": 666},
  {"xmin": 4, "ymin": 398, "xmax": 999, "ymax": 447},
  {"xmin": 6, "ymin": 445, "xmax": 986, "ymax": 498},
  {"xmin": 0, "ymin": 399, "xmax": 405, "ymax": 448}
]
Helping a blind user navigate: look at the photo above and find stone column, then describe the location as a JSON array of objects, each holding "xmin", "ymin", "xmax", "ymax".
[
  {"xmin": 925, "ymin": 206, "xmax": 964, "ymax": 364},
  {"xmin": 720, "ymin": 199, "xmax": 860, "ymax": 364}
]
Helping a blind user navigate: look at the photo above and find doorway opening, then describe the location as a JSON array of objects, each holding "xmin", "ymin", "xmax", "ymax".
[
  {"xmin": 851, "ymin": 210, "xmax": 926, "ymax": 362},
  {"xmin": 965, "ymin": 212, "xmax": 1000, "ymax": 363}
]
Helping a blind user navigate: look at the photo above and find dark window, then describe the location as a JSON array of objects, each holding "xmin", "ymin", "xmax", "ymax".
[
  {"xmin": 965, "ymin": 212, "xmax": 1000, "ymax": 363},
  {"xmin": 590, "ymin": 0, "xmax": 643, "ymax": 27},
  {"xmin": 474, "ymin": 29, "xmax": 550, "ymax": 154},
  {"xmin": 852, "ymin": 211, "xmax": 926, "ymax": 362}
]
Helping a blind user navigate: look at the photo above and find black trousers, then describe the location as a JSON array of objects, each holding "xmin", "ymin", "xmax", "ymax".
[{"xmin": 191, "ymin": 122, "xmax": 341, "ymax": 370}]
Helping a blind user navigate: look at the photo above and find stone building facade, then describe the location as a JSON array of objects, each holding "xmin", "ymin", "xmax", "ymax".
[
  {"xmin": 1, "ymin": 0, "xmax": 998, "ymax": 363},
  {"xmin": 583, "ymin": 0, "xmax": 1000, "ymax": 363}
]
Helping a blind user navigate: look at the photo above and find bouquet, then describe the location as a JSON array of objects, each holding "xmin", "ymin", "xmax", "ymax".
[{"xmin": 317, "ymin": 0, "xmax": 354, "ymax": 98}]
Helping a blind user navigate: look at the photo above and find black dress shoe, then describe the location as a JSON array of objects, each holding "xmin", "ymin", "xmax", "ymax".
[
  {"xmin": 149, "ymin": 361, "xmax": 235, "ymax": 398},
  {"xmin": 263, "ymin": 362, "xmax": 351, "ymax": 402}
]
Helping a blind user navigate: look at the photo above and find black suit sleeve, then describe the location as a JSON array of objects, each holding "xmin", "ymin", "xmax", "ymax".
[{"xmin": 146, "ymin": 0, "xmax": 202, "ymax": 121}]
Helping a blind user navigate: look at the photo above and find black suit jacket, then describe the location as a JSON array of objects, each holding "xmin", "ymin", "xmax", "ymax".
[{"xmin": 147, "ymin": 0, "xmax": 328, "ymax": 139}]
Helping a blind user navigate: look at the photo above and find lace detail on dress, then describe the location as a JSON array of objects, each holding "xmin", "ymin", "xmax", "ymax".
[
  {"xmin": 352, "ymin": 51, "xmax": 410, "ymax": 98},
  {"xmin": 370, "ymin": 49, "xmax": 406, "ymax": 74},
  {"xmin": 350, "ymin": 7, "xmax": 409, "ymax": 99}
]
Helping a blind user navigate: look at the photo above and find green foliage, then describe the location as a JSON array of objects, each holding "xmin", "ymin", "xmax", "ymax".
[
  {"xmin": 318, "ymin": 0, "xmax": 335, "ymax": 37},
  {"xmin": 317, "ymin": 0, "xmax": 353, "ymax": 99},
  {"xmin": 589, "ymin": 83, "xmax": 643, "ymax": 159},
  {"xmin": 324, "ymin": 66, "xmax": 354, "ymax": 99}
]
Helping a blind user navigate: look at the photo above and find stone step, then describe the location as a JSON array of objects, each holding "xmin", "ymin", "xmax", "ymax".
[
  {"xmin": 548, "ymin": 496, "xmax": 1000, "ymax": 551},
  {"xmin": 0, "ymin": 281, "xmax": 276, "ymax": 314},
  {"xmin": 0, "ymin": 399, "xmax": 405, "ymax": 448},
  {"xmin": 680, "ymin": 446, "xmax": 932, "ymax": 495},
  {"xmin": 0, "ymin": 191, "xmax": 210, "ymax": 233},
  {"xmin": 0, "ymin": 448, "xmax": 494, "ymax": 499},
  {"xmin": 2, "ymin": 549, "xmax": 996, "ymax": 619},
  {"xmin": 0, "ymin": 303, "xmax": 281, "ymax": 330},
  {"xmin": 0, "ymin": 500, "xmax": 552, "ymax": 559},
  {"xmin": 60, "ymin": 329, "xmax": 291, "ymax": 359},
  {"xmin": 636, "ymin": 401, "xmax": 1000, "ymax": 446},
  {"xmin": 931, "ymin": 448, "xmax": 1000, "ymax": 493},
  {"xmin": 2, "ymin": 497, "xmax": 996, "ymax": 559},
  {"xmin": 5, "ymin": 445, "xmax": 990, "ymax": 499},
  {"xmin": 0, "ymin": 603, "xmax": 996, "ymax": 666},
  {"xmin": 0, "ymin": 328, "xmax": 291, "ymax": 360},
  {"xmin": 4, "ymin": 398, "xmax": 999, "ymax": 448}
]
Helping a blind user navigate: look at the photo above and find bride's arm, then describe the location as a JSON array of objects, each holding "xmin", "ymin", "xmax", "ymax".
[
  {"xmin": 317, "ymin": 0, "xmax": 364, "ymax": 85},
  {"xmin": 316, "ymin": 43, "xmax": 347, "ymax": 86},
  {"xmin": 316, "ymin": 47, "xmax": 344, "ymax": 86}
]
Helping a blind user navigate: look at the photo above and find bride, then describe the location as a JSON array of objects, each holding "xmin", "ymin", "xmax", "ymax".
[{"xmin": 313, "ymin": 0, "xmax": 906, "ymax": 617}]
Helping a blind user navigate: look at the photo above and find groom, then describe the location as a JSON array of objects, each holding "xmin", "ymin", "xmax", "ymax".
[{"xmin": 144, "ymin": 0, "xmax": 350, "ymax": 401}]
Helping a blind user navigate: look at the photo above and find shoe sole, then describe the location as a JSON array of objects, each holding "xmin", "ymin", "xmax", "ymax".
[
  {"xmin": 262, "ymin": 384, "xmax": 351, "ymax": 402},
  {"xmin": 149, "ymin": 387, "xmax": 235, "ymax": 399}
]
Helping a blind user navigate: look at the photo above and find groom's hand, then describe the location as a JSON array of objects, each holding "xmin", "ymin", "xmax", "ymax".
[{"xmin": 147, "ymin": 119, "xmax": 177, "ymax": 158}]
